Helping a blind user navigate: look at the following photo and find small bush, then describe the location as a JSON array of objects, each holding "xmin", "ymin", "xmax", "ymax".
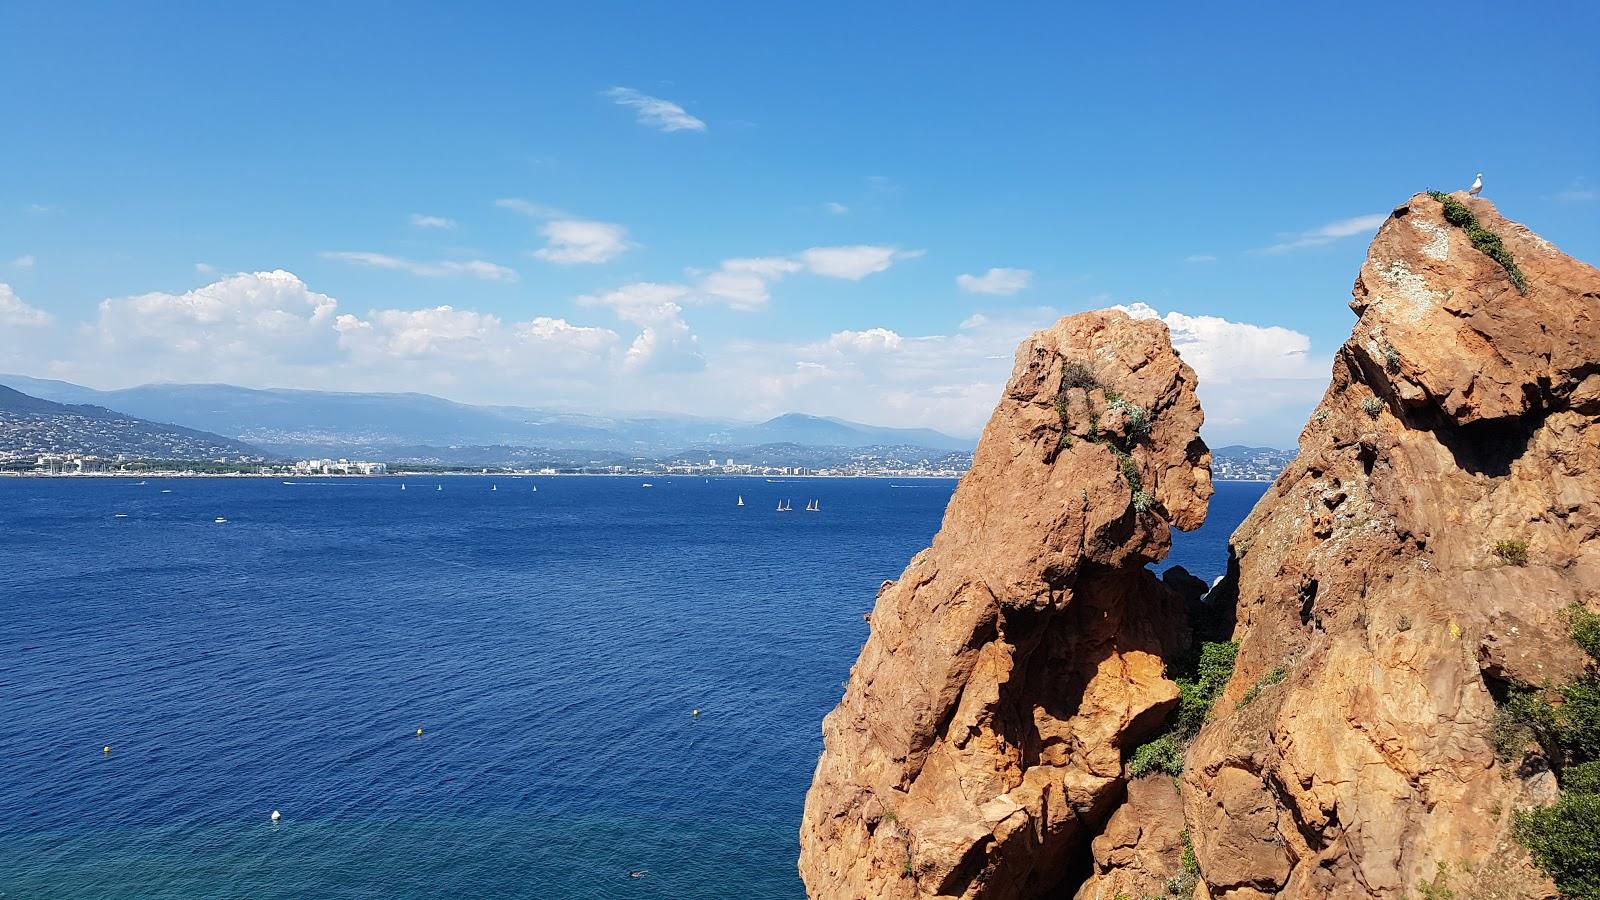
[
  {"xmin": 1492, "ymin": 539, "xmax": 1529, "ymax": 567},
  {"xmin": 1570, "ymin": 605, "xmax": 1600, "ymax": 661},
  {"xmin": 1427, "ymin": 191, "xmax": 1528, "ymax": 293},
  {"xmin": 1397, "ymin": 614, "xmax": 1413, "ymax": 632},
  {"xmin": 1566, "ymin": 760, "xmax": 1600, "ymax": 795},
  {"xmin": 1560, "ymin": 677, "xmax": 1600, "ymax": 762},
  {"xmin": 1132, "ymin": 489, "xmax": 1154, "ymax": 514},
  {"xmin": 1382, "ymin": 343, "xmax": 1402, "ymax": 373},
  {"xmin": 1513, "ymin": 794, "xmax": 1600, "ymax": 900},
  {"xmin": 1362, "ymin": 396, "xmax": 1384, "ymax": 418},
  {"xmin": 1237, "ymin": 666, "xmax": 1288, "ymax": 709},
  {"xmin": 1415, "ymin": 861, "xmax": 1457, "ymax": 900},
  {"xmin": 1180, "ymin": 830, "xmax": 1198, "ymax": 875},
  {"xmin": 1492, "ymin": 686, "xmax": 1561, "ymax": 761},
  {"xmin": 1060, "ymin": 359, "xmax": 1101, "ymax": 392},
  {"xmin": 1128, "ymin": 734, "xmax": 1184, "ymax": 777},
  {"xmin": 1109, "ymin": 397, "xmax": 1152, "ymax": 439}
]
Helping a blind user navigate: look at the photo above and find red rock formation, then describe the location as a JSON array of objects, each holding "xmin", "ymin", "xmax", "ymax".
[
  {"xmin": 798, "ymin": 310, "xmax": 1212, "ymax": 899},
  {"xmin": 1182, "ymin": 193, "xmax": 1600, "ymax": 899}
]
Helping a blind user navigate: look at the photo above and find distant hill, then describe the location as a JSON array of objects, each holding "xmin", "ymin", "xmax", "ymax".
[
  {"xmin": 0, "ymin": 385, "xmax": 265, "ymax": 460},
  {"xmin": 0, "ymin": 376, "xmax": 977, "ymax": 457}
]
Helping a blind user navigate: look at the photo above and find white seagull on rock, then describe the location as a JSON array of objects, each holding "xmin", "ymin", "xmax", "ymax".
[{"xmin": 1468, "ymin": 173, "xmax": 1483, "ymax": 196}]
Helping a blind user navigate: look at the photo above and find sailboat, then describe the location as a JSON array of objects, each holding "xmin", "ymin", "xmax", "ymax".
[
  {"xmin": 777, "ymin": 499, "xmax": 793, "ymax": 512},
  {"xmin": 436, "ymin": 484, "xmax": 442, "ymax": 492},
  {"xmin": 737, "ymin": 495, "xmax": 744, "ymax": 507},
  {"xmin": 401, "ymin": 483, "xmax": 406, "ymax": 491},
  {"xmin": 492, "ymin": 484, "xmax": 497, "ymax": 492},
  {"xmin": 806, "ymin": 499, "xmax": 820, "ymax": 512}
]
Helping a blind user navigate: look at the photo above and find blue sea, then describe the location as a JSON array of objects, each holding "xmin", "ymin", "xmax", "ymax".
[{"xmin": 0, "ymin": 476, "xmax": 1266, "ymax": 899}]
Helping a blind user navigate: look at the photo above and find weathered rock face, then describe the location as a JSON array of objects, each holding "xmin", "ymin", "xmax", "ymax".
[
  {"xmin": 799, "ymin": 310, "xmax": 1212, "ymax": 899},
  {"xmin": 1183, "ymin": 193, "xmax": 1600, "ymax": 899}
]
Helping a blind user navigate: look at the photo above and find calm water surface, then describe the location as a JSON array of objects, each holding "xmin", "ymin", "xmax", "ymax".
[{"xmin": 0, "ymin": 476, "xmax": 1266, "ymax": 898}]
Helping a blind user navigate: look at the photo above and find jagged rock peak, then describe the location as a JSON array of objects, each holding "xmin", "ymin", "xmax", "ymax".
[
  {"xmin": 799, "ymin": 309, "xmax": 1212, "ymax": 899},
  {"xmin": 1180, "ymin": 193, "xmax": 1600, "ymax": 899}
]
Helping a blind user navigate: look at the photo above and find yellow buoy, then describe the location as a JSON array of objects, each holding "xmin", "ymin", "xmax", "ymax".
[
  {"xmin": 103, "ymin": 745, "xmax": 111, "ymax": 754},
  {"xmin": 416, "ymin": 727, "xmax": 424, "ymax": 736},
  {"xmin": 692, "ymin": 709, "xmax": 700, "ymax": 717}
]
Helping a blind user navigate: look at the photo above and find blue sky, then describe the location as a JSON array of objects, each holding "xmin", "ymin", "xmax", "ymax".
[{"xmin": 2, "ymin": 1, "xmax": 1596, "ymax": 446}]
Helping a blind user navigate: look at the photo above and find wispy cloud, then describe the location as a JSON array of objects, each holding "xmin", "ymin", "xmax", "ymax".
[
  {"xmin": 956, "ymin": 267, "xmax": 1032, "ymax": 296},
  {"xmin": 195, "ymin": 262, "xmax": 217, "ymax": 274},
  {"xmin": 1260, "ymin": 213, "xmax": 1387, "ymax": 254},
  {"xmin": 495, "ymin": 198, "xmax": 568, "ymax": 218},
  {"xmin": 1550, "ymin": 178, "xmax": 1598, "ymax": 203},
  {"xmin": 604, "ymin": 87, "xmax": 706, "ymax": 133},
  {"xmin": 409, "ymin": 213, "xmax": 458, "ymax": 229},
  {"xmin": 11, "ymin": 255, "xmax": 35, "ymax": 270},
  {"xmin": 321, "ymin": 251, "xmax": 518, "ymax": 282},
  {"xmin": 825, "ymin": 201, "xmax": 850, "ymax": 215},
  {"xmin": 1184, "ymin": 254, "xmax": 1217, "ymax": 263}
]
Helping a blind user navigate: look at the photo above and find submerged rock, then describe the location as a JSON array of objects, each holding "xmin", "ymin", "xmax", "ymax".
[{"xmin": 798, "ymin": 309, "xmax": 1212, "ymax": 899}]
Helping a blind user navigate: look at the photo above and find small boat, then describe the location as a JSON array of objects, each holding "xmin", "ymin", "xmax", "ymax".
[
  {"xmin": 736, "ymin": 495, "xmax": 744, "ymax": 507},
  {"xmin": 531, "ymin": 485, "xmax": 538, "ymax": 492},
  {"xmin": 777, "ymin": 499, "xmax": 792, "ymax": 512},
  {"xmin": 214, "ymin": 517, "xmax": 228, "ymax": 524},
  {"xmin": 806, "ymin": 500, "xmax": 820, "ymax": 512},
  {"xmin": 642, "ymin": 483, "xmax": 654, "ymax": 488},
  {"xmin": 436, "ymin": 485, "xmax": 442, "ymax": 492},
  {"xmin": 160, "ymin": 489, "xmax": 173, "ymax": 494},
  {"xmin": 114, "ymin": 513, "xmax": 129, "ymax": 518},
  {"xmin": 282, "ymin": 481, "xmax": 296, "ymax": 485},
  {"xmin": 491, "ymin": 484, "xmax": 497, "ymax": 492},
  {"xmin": 401, "ymin": 483, "xmax": 406, "ymax": 491}
]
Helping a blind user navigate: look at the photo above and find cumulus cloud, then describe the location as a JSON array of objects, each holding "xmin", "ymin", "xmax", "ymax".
[
  {"xmin": 1260, "ymin": 213, "xmax": 1388, "ymax": 254},
  {"xmin": 1115, "ymin": 301, "xmax": 1328, "ymax": 445},
  {"xmin": 409, "ymin": 213, "xmax": 457, "ymax": 229},
  {"xmin": 322, "ymin": 251, "xmax": 519, "ymax": 281},
  {"xmin": 605, "ymin": 86, "xmax": 707, "ymax": 132},
  {"xmin": 532, "ymin": 219, "xmax": 631, "ymax": 264},
  {"xmin": 0, "ymin": 283, "xmax": 52, "ymax": 326},
  {"xmin": 696, "ymin": 257, "xmax": 803, "ymax": 308},
  {"xmin": 800, "ymin": 245, "xmax": 923, "ymax": 280},
  {"xmin": 956, "ymin": 267, "xmax": 1032, "ymax": 295}
]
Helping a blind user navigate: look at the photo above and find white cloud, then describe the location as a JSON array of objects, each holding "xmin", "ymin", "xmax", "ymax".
[
  {"xmin": 1260, "ymin": 213, "xmax": 1387, "ymax": 254},
  {"xmin": 1114, "ymin": 302, "xmax": 1327, "ymax": 445},
  {"xmin": 576, "ymin": 282, "xmax": 691, "ymax": 326},
  {"xmin": 824, "ymin": 327, "xmax": 903, "ymax": 354},
  {"xmin": 322, "ymin": 251, "xmax": 519, "ymax": 282},
  {"xmin": 1184, "ymin": 254, "xmax": 1217, "ymax": 263},
  {"xmin": 1551, "ymin": 178, "xmax": 1597, "ymax": 203},
  {"xmin": 0, "ymin": 283, "xmax": 52, "ymax": 326},
  {"xmin": 956, "ymin": 267, "xmax": 1032, "ymax": 295},
  {"xmin": 825, "ymin": 202, "xmax": 850, "ymax": 215},
  {"xmin": 800, "ymin": 245, "xmax": 923, "ymax": 280},
  {"xmin": 409, "ymin": 213, "xmax": 458, "ymax": 229},
  {"xmin": 11, "ymin": 255, "xmax": 35, "ymax": 269},
  {"xmin": 532, "ymin": 219, "xmax": 631, "ymax": 265},
  {"xmin": 696, "ymin": 257, "xmax": 803, "ymax": 309},
  {"xmin": 605, "ymin": 86, "xmax": 707, "ymax": 133},
  {"xmin": 195, "ymin": 262, "xmax": 217, "ymax": 274}
]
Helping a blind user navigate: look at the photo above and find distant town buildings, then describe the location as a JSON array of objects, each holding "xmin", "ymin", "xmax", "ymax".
[{"xmin": 292, "ymin": 458, "xmax": 388, "ymax": 475}]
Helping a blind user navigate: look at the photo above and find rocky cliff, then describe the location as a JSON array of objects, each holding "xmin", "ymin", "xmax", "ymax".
[
  {"xmin": 799, "ymin": 309, "xmax": 1213, "ymax": 898},
  {"xmin": 800, "ymin": 193, "xmax": 1600, "ymax": 900},
  {"xmin": 1181, "ymin": 195, "xmax": 1599, "ymax": 899}
]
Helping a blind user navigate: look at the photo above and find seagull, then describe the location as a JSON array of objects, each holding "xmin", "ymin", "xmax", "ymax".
[{"xmin": 1468, "ymin": 173, "xmax": 1483, "ymax": 196}]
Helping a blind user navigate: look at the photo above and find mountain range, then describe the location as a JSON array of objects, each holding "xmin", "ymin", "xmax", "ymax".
[
  {"xmin": 0, "ymin": 384, "xmax": 262, "ymax": 461},
  {"xmin": 0, "ymin": 375, "xmax": 976, "ymax": 460}
]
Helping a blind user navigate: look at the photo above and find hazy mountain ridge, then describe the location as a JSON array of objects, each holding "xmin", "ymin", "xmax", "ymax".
[
  {"xmin": 0, "ymin": 385, "xmax": 264, "ymax": 460},
  {"xmin": 0, "ymin": 376, "xmax": 977, "ymax": 455}
]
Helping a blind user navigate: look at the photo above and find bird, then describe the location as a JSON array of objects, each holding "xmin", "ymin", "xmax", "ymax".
[
  {"xmin": 1468, "ymin": 173, "xmax": 1483, "ymax": 197},
  {"xmin": 270, "ymin": 810, "xmax": 281, "ymax": 823}
]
